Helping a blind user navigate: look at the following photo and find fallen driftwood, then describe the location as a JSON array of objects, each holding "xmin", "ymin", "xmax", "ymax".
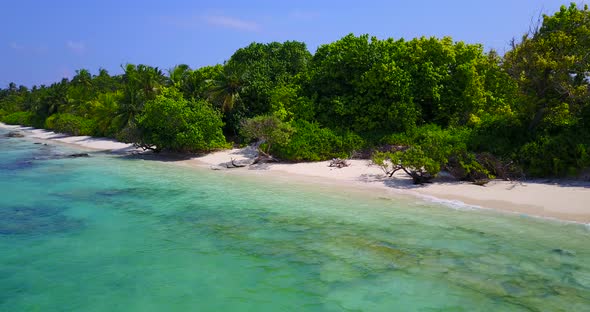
[
  {"xmin": 220, "ymin": 154, "xmax": 278, "ymax": 170},
  {"xmin": 230, "ymin": 158, "xmax": 247, "ymax": 168},
  {"xmin": 472, "ymin": 179, "xmax": 490, "ymax": 186},
  {"xmin": 224, "ymin": 158, "xmax": 253, "ymax": 169},
  {"xmin": 213, "ymin": 144, "xmax": 280, "ymax": 170},
  {"xmin": 67, "ymin": 153, "xmax": 90, "ymax": 158},
  {"xmin": 329, "ymin": 158, "xmax": 350, "ymax": 168},
  {"xmin": 252, "ymin": 154, "xmax": 278, "ymax": 165}
]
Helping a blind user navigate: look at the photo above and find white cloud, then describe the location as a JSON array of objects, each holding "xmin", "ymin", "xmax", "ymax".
[
  {"xmin": 203, "ymin": 15, "xmax": 261, "ymax": 32},
  {"xmin": 159, "ymin": 13, "xmax": 262, "ymax": 33},
  {"xmin": 66, "ymin": 40, "xmax": 86, "ymax": 54}
]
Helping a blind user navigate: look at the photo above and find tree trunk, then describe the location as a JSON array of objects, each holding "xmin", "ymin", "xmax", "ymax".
[{"xmin": 401, "ymin": 167, "xmax": 434, "ymax": 184}]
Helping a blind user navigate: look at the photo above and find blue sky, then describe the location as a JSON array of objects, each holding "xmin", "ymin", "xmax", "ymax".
[{"xmin": 0, "ymin": 0, "xmax": 582, "ymax": 87}]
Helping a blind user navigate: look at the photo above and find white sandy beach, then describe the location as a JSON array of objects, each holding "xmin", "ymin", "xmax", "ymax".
[
  {"xmin": 192, "ymin": 148, "xmax": 590, "ymax": 223},
  {"xmin": 3, "ymin": 122, "xmax": 590, "ymax": 223},
  {"xmin": 1, "ymin": 124, "xmax": 141, "ymax": 154}
]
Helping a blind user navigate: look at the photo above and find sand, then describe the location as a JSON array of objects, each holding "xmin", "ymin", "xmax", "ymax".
[
  {"xmin": 3, "ymin": 122, "xmax": 589, "ymax": 223},
  {"xmin": 191, "ymin": 148, "xmax": 590, "ymax": 223},
  {"xmin": 1, "ymin": 124, "xmax": 141, "ymax": 154}
]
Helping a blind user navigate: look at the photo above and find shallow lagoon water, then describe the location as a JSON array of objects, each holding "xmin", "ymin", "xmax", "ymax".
[{"xmin": 0, "ymin": 129, "xmax": 589, "ymax": 311}]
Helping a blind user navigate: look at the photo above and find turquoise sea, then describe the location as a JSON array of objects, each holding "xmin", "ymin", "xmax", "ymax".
[{"xmin": 1, "ymin": 128, "xmax": 589, "ymax": 311}]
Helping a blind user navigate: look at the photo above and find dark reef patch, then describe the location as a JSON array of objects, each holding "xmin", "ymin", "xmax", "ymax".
[
  {"xmin": 0, "ymin": 159, "xmax": 35, "ymax": 171},
  {"xmin": 0, "ymin": 205, "xmax": 84, "ymax": 236}
]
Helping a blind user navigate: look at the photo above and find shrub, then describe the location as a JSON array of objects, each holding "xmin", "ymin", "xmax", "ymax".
[
  {"xmin": 519, "ymin": 131, "xmax": 590, "ymax": 177},
  {"xmin": 241, "ymin": 114, "xmax": 293, "ymax": 155},
  {"xmin": 45, "ymin": 113, "xmax": 97, "ymax": 136},
  {"xmin": 445, "ymin": 153, "xmax": 493, "ymax": 181},
  {"xmin": 135, "ymin": 89, "xmax": 228, "ymax": 153},
  {"xmin": 468, "ymin": 114, "xmax": 526, "ymax": 156},
  {"xmin": 2, "ymin": 111, "xmax": 36, "ymax": 126},
  {"xmin": 273, "ymin": 120, "xmax": 364, "ymax": 161},
  {"xmin": 373, "ymin": 124, "xmax": 495, "ymax": 183}
]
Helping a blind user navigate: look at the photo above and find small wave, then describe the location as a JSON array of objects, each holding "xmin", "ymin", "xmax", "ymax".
[
  {"xmin": 414, "ymin": 194, "xmax": 482, "ymax": 211},
  {"xmin": 416, "ymin": 193, "xmax": 590, "ymax": 227},
  {"xmin": 382, "ymin": 186, "xmax": 483, "ymax": 211}
]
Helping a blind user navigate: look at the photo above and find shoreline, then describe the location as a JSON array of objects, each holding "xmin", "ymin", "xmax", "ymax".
[
  {"xmin": 192, "ymin": 155, "xmax": 590, "ymax": 224},
  {"xmin": 3, "ymin": 122, "xmax": 589, "ymax": 224}
]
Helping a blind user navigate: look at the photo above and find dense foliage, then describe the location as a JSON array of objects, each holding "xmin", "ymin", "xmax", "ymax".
[
  {"xmin": 240, "ymin": 114, "xmax": 293, "ymax": 155},
  {"xmin": 1, "ymin": 3, "xmax": 588, "ymax": 179},
  {"xmin": 134, "ymin": 88, "xmax": 228, "ymax": 153},
  {"xmin": 273, "ymin": 120, "xmax": 364, "ymax": 161}
]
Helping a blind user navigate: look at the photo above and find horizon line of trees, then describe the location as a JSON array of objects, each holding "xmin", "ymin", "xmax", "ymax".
[{"xmin": 1, "ymin": 3, "xmax": 589, "ymax": 181}]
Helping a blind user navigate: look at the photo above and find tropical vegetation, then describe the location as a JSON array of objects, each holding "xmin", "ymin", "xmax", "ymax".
[{"xmin": 1, "ymin": 3, "xmax": 588, "ymax": 182}]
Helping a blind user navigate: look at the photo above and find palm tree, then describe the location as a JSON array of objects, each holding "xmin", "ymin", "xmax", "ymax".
[
  {"xmin": 118, "ymin": 64, "xmax": 166, "ymax": 127},
  {"xmin": 36, "ymin": 80, "xmax": 68, "ymax": 117},
  {"xmin": 168, "ymin": 64, "xmax": 191, "ymax": 87},
  {"xmin": 67, "ymin": 69, "xmax": 94, "ymax": 116},
  {"xmin": 92, "ymin": 91, "xmax": 121, "ymax": 136},
  {"xmin": 207, "ymin": 65, "xmax": 248, "ymax": 113},
  {"xmin": 71, "ymin": 69, "xmax": 92, "ymax": 87},
  {"xmin": 8, "ymin": 82, "xmax": 17, "ymax": 93}
]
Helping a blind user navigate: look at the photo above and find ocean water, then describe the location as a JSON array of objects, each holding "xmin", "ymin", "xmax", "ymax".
[{"xmin": 0, "ymin": 129, "xmax": 589, "ymax": 312}]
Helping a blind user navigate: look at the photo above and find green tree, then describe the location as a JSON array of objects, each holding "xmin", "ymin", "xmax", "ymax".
[
  {"xmin": 306, "ymin": 34, "xmax": 377, "ymax": 131},
  {"xmin": 118, "ymin": 64, "xmax": 166, "ymax": 129},
  {"xmin": 221, "ymin": 41, "xmax": 312, "ymax": 117},
  {"xmin": 373, "ymin": 126, "xmax": 489, "ymax": 184},
  {"xmin": 42, "ymin": 79, "xmax": 69, "ymax": 117},
  {"xmin": 240, "ymin": 114, "xmax": 293, "ymax": 156},
  {"xmin": 66, "ymin": 69, "xmax": 94, "ymax": 116},
  {"xmin": 207, "ymin": 64, "xmax": 247, "ymax": 113},
  {"xmin": 168, "ymin": 64, "xmax": 192, "ymax": 87},
  {"xmin": 93, "ymin": 68, "xmax": 120, "ymax": 93},
  {"xmin": 135, "ymin": 88, "xmax": 227, "ymax": 152},
  {"xmin": 504, "ymin": 3, "xmax": 590, "ymax": 132},
  {"xmin": 181, "ymin": 65, "xmax": 223, "ymax": 100},
  {"xmin": 272, "ymin": 120, "xmax": 364, "ymax": 161},
  {"xmin": 90, "ymin": 91, "xmax": 123, "ymax": 137}
]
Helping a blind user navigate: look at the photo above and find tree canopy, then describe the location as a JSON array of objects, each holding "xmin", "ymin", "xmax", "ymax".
[
  {"xmin": 1, "ymin": 3, "xmax": 588, "ymax": 178},
  {"xmin": 135, "ymin": 88, "xmax": 227, "ymax": 153}
]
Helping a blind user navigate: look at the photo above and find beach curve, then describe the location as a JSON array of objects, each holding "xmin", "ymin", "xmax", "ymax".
[{"xmin": 3, "ymin": 122, "xmax": 589, "ymax": 224}]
